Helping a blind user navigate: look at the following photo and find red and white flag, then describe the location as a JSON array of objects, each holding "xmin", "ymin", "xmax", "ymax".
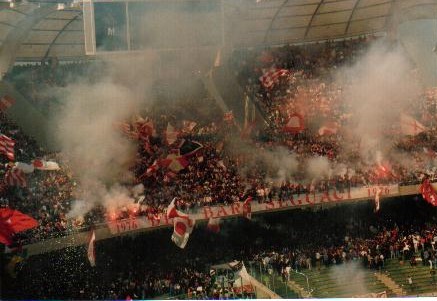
[
  {"xmin": 400, "ymin": 114, "xmax": 427, "ymax": 136},
  {"xmin": 32, "ymin": 159, "xmax": 60, "ymax": 171},
  {"xmin": 135, "ymin": 119, "xmax": 155, "ymax": 141},
  {"xmin": 0, "ymin": 208, "xmax": 38, "ymax": 246},
  {"xmin": 207, "ymin": 217, "xmax": 221, "ymax": 233},
  {"xmin": 259, "ymin": 68, "xmax": 290, "ymax": 89},
  {"xmin": 419, "ymin": 178, "xmax": 437, "ymax": 206},
  {"xmin": 171, "ymin": 216, "xmax": 195, "ymax": 249},
  {"xmin": 167, "ymin": 198, "xmax": 195, "ymax": 248},
  {"xmin": 4, "ymin": 167, "xmax": 26, "ymax": 187},
  {"xmin": 318, "ymin": 122, "xmax": 339, "ymax": 136},
  {"xmin": 283, "ymin": 113, "xmax": 304, "ymax": 134},
  {"xmin": 0, "ymin": 95, "xmax": 15, "ymax": 111},
  {"xmin": 242, "ymin": 196, "xmax": 253, "ymax": 220},
  {"xmin": 160, "ymin": 152, "xmax": 189, "ymax": 173},
  {"xmin": 145, "ymin": 159, "xmax": 160, "ymax": 176},
  {"xmin": 166, "ymin": 198, "xmax": 189, "ymax": 220},
  {"xmin": 87, "ymin": 229, "xmax": 96, "ymax": 267},
  {"xmin": 0, "ymin": 134, "xmax": 15, "ymax": 161}
]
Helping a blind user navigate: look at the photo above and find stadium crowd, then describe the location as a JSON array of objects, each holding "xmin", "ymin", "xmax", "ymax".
[
  {"xmin": 2, "ymin": 36, "xmax": 437, "ymax": 247},
  {"xmin": 3, "ymin": 198, "xmax": 437, "ymax": 299}
]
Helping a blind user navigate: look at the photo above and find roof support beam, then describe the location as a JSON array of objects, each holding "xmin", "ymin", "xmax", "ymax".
[
  {"xmin": 303, "ymin": 0, "xmax": 325, "ymax": 39},
  {"xmin": 262, "ymin": 0, "xmax": 289, "ymax": 45},
  {"xmin": 344, "ymin": 0, "xmax": 360, "ymax": 35},
  {"xmin": 43, "ymin": 12, "xmax": 82, "ymax": 60}
]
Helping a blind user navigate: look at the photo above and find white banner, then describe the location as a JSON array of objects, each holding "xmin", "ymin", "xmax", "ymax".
[{"xmin": 107, "ymin": 185, "xmax": 399, "ymax": 235}]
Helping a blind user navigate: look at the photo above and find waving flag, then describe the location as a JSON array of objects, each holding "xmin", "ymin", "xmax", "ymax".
[
  {"xmin": 171, "ymin": 216, "xmax": 195, "ymax": 249},
  {"xmin": 0, "ymin": 208, "xmax": 38, "ymax": 245},
  {"xmin": 259, "ymin": 68, "xmax": 290, "ymax": 89},
  {"xmin": 32, "ymin": 159, "xmax": 60, "ymax": 171},
  {"xmin": 419, "ymin": 178, "xmax": 437, "ymax": 206},
  {"xmin": 135, "ymin": 119, "xmax": 155, "ymax": 140},
  {"xmin": 4, "ymin": 167, "xmax": 26, "ymax": 187},
  {"xmin": 87, "ymin": 229, "xmax": 96, "ymax": 267},
  {"xmin": 166, "ymin": 198, "xmax": 189, "ymax": 220},
  {"xmin": 0, "ymin": 134, "xmax": 15, "ymax": 161},
  {"xmin": 160, "ymin": 152, "xmax": 189, "ymax": 173},
  {"xmin": 318, "ymin": 122, "xmax": 339, "ymax": 136},
  {"xmin": 167, "ymin": 198, "xmax": 195, "ymax": 248},
  {"xmin": 283, "ymin": 113, "xmax": 304, "ymax": 134}
]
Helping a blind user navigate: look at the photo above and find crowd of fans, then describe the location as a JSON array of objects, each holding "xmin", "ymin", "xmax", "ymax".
[
  {"xmin": 3, "ymin": 198, "xmax": 437, "ymax": 299},
  {"xmin": 2, "ymin": 36, "xmax": 437, "ymax": 247}
]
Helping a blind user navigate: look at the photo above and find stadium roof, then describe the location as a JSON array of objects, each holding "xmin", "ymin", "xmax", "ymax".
[
  {"xmin": 0, "ymin": 0, "xmax": 436, "ymax": 63},
  {"xmin": 235, "ymin": 0, "xmax": 437, "ymax": 46}
]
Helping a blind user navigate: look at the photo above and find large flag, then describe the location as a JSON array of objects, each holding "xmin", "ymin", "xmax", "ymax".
[
  {"xmin": 166, "ymin": 198, "xmax": 189, "ymax": 220},
  {"xmin": 171, "ymin": 216, "xmax": 195, "ymax": 249},
  {"xmin": 87, "ymin": 229, "xmax": 96, "ymax": 267},
  {"xmin": 0, "ymin": 208, "xmax": 38, "ymax": 245},
  {"xmin": 32, "ymin": 159, "xmax": 60, "ymax": 171},
  {"xmin": 242, "ymin": 196, "xmax": 253, "ymax": 220},
  {"xmin": 0, "ymin": 95, "xmax": 15, "ymax": 111},
  {"xmin": 283, "ymin": 113, "xmax": 304, "ymax": 134},
  {"xmin": 419, "ymin": 178, "xmax": 437, "ymax": 206},
  {"xmin": 167, "ymin": 198, "xmax": 195, "ymax": 248},
  {"xmin": 400, "ymin": 114, "xmax": 427, "ymax": 136},
  {"xmin": 160, "ymin": 152, "xmax": 189, "ymax": 173},
  {"xmin": 207, "ymin": 217, "xmax": 220, "ymax": 233},
  {"xmin": 0, "ymin": 134, "xmax": 15, "ymax": 161},
  {"xmin": 4, "ymin": 167, "xmax": 26, "ymax": 187},
  {"xmin": 259, "ymin": 68, "xmax": 290, "ymax": 89}
]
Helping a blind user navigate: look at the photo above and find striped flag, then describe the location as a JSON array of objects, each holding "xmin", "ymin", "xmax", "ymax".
[
  {"xmin": 4, "ymin": 167, "xmax": 26, "ymax": 187},
  {"xmin": 259, "ymin": 68, "xmax": 290, "ymax": 89},
  {"xmin": 0, "ymin": 134, "xmax": 15, "ymax": 161},
  {"xmin": 87, "ymin": 229, "xmax": 96, "ymax": 267}
]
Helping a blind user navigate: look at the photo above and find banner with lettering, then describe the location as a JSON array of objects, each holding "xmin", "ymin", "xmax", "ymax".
[{"xmin": 107, "ymin": 185, "xmax": 399, "ymax": 235}]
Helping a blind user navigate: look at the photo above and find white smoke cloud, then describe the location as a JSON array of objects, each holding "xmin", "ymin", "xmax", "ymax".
[
  {"xmin": 306, "ymin": 156, "xmax": 331, "ymax": 179},
  {"xmin": 52, "ymin": 57, "xmax": 156, "ymax": 219},
  {"xmin": 338, "ymin": 42, "xmax": 421, "ymax": 164},
  {"xmin": 327, "ymin": 261, "xmax": 372, "ymax": 296}
]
